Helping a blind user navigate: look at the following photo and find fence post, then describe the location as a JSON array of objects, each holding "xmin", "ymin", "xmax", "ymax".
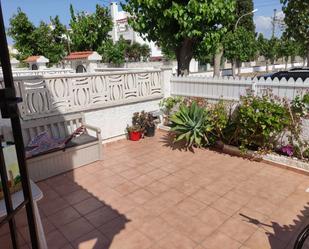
[
  {"xmin": 252, "ymin": 81, "xmax": 257, "ymax": 95},
  {"xmin": 161, "ymin": 67, "xmax": 173, "ymax": 98}
]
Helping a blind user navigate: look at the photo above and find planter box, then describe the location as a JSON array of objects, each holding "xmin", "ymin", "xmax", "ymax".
[
  {"xmin": 262, "ymin": 153, "xmax": 309, "ymax": 174},
  {"xmin": 218, "ymin": 143, "xmax": 309, "ymax": 174},
  {"xmin": 219, "ymin": 143, "xmax": 262, "ymax": 161}
]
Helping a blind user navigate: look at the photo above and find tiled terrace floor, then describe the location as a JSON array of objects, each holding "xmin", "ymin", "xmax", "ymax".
[{"xmin": 1, "ymin": 130, "xmax": 309, "ymax": 249}]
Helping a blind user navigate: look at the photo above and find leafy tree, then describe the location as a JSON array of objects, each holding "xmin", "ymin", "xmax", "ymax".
[
  {"xmin": 281, "ymin": 0, "xmax": 309, "ymax": 66},
  {"xmin": 161, "ymin": 46, "xmax": 176, "ymax": 61},
  {"xmin": 123, "ymin": 0, "xmax": 235, "ymax": 75},
  {"xmin": 235, "ymin": 0, "xmax": 255, "ymax": 33},
  {"xmin": 9, "ymin": 9, "xmax": 67, "ymax": 64},
  {"xmin": 257, "ymin": 34, "xmax": 280, "ymax": 72},
  {"xmin": 223, "ymin": 27, "xmax": 257, "ymax": 76},
  {"xmin": 99, "ymin": 39, "xmax": 126, "ymax": 65},
  {"xmin": 8, "ymin": 8, "xmax": 36, "ymax": 61},
  {"xmin": 32, "ymin": 18, "xmax": 67, "ymax": 64},
  {"xmin": 69, "ymin": 4, "xmax": 113, "ymax": 51},
  {"xmin": 277, "ymin": 38, "xmax": 298, "ymax": 69},
  {"xmin": 139, "ymin": 44, "xmax": 151, "ymax": 61},
  {"xmin": 211, "ymin": 0, "xmax": 255, "ymax": 77}
]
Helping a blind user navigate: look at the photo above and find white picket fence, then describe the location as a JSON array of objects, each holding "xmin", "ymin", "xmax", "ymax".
[{"xmin": 170, "ymin": 76, "xmax": 309, "ymax": 101}]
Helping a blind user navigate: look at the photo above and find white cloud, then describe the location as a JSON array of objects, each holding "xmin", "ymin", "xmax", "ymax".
[
  {"xmin": 254, "ymin": 15, "xmax": 272, "ymax": 35},
  {"xmin": 254, "ymin": 12, "xmax": 285, "ymax": 38}
]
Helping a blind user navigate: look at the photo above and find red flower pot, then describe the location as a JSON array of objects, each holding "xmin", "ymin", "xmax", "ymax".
[{"xmin": 129, "ymin": 131, "xmax": 141, "ymax": 141}]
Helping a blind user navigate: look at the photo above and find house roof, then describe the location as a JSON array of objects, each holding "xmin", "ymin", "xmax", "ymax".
[
  {"xmin": 24, "ymin": 55, "xmax": 49, "ymax": 63},
  {"xmin": 65, "ymin": 51, "xmax": 102, "ymax": 61},
  {"xmin": 117, "ymin": 18, "xmax": 128, "ymax": 24},
  {"xmin": 24, "ymin": 56, "xmax": 40, "ymax": 63},
  {"xmin": 65, "ymin": 51, "xmax": 94, "ymax": 60}
]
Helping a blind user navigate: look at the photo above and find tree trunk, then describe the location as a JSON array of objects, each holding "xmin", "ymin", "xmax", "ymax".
[
  {"xmin": 237, "ymin": 61, "xmax": 242, "ymax": 76},
  {"xmin": 176, "ymin": 38, "xmax": 195, "ymax": 76},
  {"xmin": 232, "ymin": 59, "xmax": 236, "ymax": 77},
  {"xmin": 307, "ymin": 45, "xmax": 309, "ymax": 67},
  {"xmin": 266, "ymin": 60, "xmax": 269, "ymax": 72},
  {"xmin": 213, "ymin": 46, "xmax": 223, "ymax": 77},
  {"xmin": 285, "ymin": 57, "xmax": 288, "ymax": 70}
]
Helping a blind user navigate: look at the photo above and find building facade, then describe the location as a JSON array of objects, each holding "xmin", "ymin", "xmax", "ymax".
[{"xmin": 109, "ymin": 2, "xmax": 162, "ymax": 60}]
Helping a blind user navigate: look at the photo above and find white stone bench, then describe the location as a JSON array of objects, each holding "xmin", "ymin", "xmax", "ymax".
[{"xmin": 21, "ymin": 113, "xmax": 102, "ymax": 182}]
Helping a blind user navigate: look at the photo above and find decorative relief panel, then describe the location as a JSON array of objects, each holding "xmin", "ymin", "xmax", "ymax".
[{"xmin": 12, "ymin": 70, "xmax": 163, "ymax": 119}]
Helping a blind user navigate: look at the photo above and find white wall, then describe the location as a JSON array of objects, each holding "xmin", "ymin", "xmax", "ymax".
[{"xmin": 85, "ymin": 99, "xmax": 160, "ymax": 142}]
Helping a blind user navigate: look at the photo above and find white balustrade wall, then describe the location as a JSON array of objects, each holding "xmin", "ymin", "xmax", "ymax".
[
  {"xmin": 0, "ymin": 69, "xmax": 163, "ymax": 120},
  {"xmin": 171, "ymin": 75, "xmax": 309, "ymax": 101},
  {"xmin": 0, "ymin": 68, "xmax": 74, "ymax": 77},
  {"xmin": 0, "ymin": 69, "xmax": 166, "ymax": 141}
]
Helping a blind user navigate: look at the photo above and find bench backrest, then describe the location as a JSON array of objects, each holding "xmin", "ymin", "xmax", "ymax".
[{"xmin": 21, "ymin": 113, "xmax": 85, "ymax": 145}]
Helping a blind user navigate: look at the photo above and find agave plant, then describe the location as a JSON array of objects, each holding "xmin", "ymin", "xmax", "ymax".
[{"xmin": 170, "ymin": 102, "xmax": 212, "ymax": 148}]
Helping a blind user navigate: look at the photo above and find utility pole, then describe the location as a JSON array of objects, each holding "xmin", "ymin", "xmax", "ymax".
[{"xmin": 271, "ymin": 9, "xmax": 277, "ymax": 38}]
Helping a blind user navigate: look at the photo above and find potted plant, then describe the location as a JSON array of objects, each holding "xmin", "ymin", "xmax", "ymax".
[
  {"xmin": 145, "ymin": 113, "xmax": 156, "ymax": 137},
  {"xmin": 127, "ymin": 125, "xmax": 142, "ymax": 141},
  {"xmin": 127, "ymin": 112, "xmax": 146, "ymax": 141}
]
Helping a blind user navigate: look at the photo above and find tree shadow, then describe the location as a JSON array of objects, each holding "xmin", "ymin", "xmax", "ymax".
[{"xmin": 239, "ymin": 203, "xmax": 309, "ymax": 249}]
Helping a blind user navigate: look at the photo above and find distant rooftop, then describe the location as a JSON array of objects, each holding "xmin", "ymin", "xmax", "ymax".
[{"xmin": 65, "ymin": 51, "xmax": 102, "ymax": 61}]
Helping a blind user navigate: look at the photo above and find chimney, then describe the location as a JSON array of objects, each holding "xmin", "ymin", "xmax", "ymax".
[
  {"xmin": 110, "ymin": 2, "xmax": 118, "ymax": 22},
  {"xmin": 110, "ymin": 2, "xmax": 119, "ymax": 42}
]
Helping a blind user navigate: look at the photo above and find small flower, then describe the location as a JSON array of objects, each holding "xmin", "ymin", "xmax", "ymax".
[{"xmin": 282, "ymin": 144, "xmax": 293, "ymax": 157}]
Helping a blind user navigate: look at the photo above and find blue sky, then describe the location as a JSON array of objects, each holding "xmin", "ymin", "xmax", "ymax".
[{"xmin": 2, "ymin": 0, "xmax": 282, "ymax": 44}]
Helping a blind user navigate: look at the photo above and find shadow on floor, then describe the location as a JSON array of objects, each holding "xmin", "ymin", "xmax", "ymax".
[{"xmin": 240, "ymin": 203, "xmax": 309, "ymax": 249}]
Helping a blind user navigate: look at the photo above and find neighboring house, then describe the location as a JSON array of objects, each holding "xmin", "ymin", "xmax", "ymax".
[
  {"xmin": 109, "ymin": 2, "xmax": 163, "ymax": 60},
  {"xmin": 64, "ymin": 51, "xmax": 102, "ymax": 73},
  {"xmin": 24, "ymin": 56, "xmax": 49, "ymax": 70}
]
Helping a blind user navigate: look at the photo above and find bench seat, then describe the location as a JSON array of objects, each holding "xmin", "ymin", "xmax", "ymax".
[{"xmin": 22, "ymin": 113, "xmax": 102, "ymax": 182}]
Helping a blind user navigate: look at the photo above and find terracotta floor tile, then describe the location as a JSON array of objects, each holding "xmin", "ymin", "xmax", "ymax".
[
  {"xmin": 157, "ymin": 230, "xmax": 197, "ymax": 249},
  {"xmin": 191, "ymin": 188, "xmax": 220, "ymax": 205},
  {"xmin": 197, "ymin": 207, "xmax": 229, "ymax": 229},
  {"xmin": 73, "ymin": 197, "xmax": 104, "ymax": 215},
  {"xmin": 72, "ymin": 229, "xmax": 110, "ymax": 249},
  {"xmin": 138, "ymin": 217, "xmax": 172, "ymax": 241},
  {"xmin": 46, "ymin": 229, "xmax": 70, "ymax": 249},
  {"xmin": 119, "ymin": 168, "xmax": 143, "ymax": 180},
  {"xmin": 48, "ymin": 206, "xmax": 81, "ymax": 228},
  {"xmin": 246, "ymin": 197, "xmax": 277, "ymax": 216},
  {"xmin": 128, "ymin": 189, "xmax": 155, "ymax": 205},
  {"xmin": 114, "ymin": 181, "xmax": 140, "ymax": 196},
  {"xmin": 146, "ymin": 169, "xmax": 170, "ymax": 180},
  {"xmin": 53, "ymin": 182, "xmax": 82, "ymax": 196},
  {"xmin": 145, "ymin": 181, "xmax": 169, "ymax": 195},
  {"xmin": 218, "ymin": 217, "xmax": 257, "ymax": 243},
  {"xmin": 59, "ymin": 217, "xmax": 95, "ymax": 242},
  {"xmin": 210, "ymin": 197, "xmax": 243, "ymax": 216},
  {"xmin": 176, "ymin": 197, "xmax": 206, "ymax": 216},
  {"xmin": 63, "ymin": 189, "xmax": 92, "ymax": 205},
  {"xmin": 244, "ymin": 228, "xmax": 286, "ymax": 249},
  {"xmin": 109, "ymin": 230, "xmax": 153, "ymax": 249},
  {"xmin": 85, "ymin": 206, "xmax": 121, "ymax": 228},
  {"xmin": 38, "ymin": 197, "xmax": 70, "ymax": 216},
  {"xmin": 201, "ymin": 232, "xmax": 242, "ymax": 249},
  {"xmin": 99, "ymin": 215, "xmax": 130, "ymax": 240},
  {"xmin": 101, "ymin": 174, "xmax": 128, "ymax": 188},
  {"xmin": 173, "ymin": 181, "xmax": 201, "ymax": 195},
  {"xmin": 223, "ymin": 189, "xmax": 252, "ymax": 205},
  {"xmin": 132, "ymin": 175, "xmax": 155, "ymax": 187},
  {"xmin": 32, "ymin": 132, "xmax": 309, "ymax": 249}
]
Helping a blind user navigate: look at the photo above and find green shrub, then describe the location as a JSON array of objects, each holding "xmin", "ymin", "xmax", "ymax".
[
  {"xmin": 170, "ymin": 102, "xmax": 212, "ymax": 148},
  {"xmin": 236, "ymin": 93, "xmax": 290, "ymax": 151},
  {"xmin": 208, "ymin": 100, "xmax": 230, "ymax": 143}
]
